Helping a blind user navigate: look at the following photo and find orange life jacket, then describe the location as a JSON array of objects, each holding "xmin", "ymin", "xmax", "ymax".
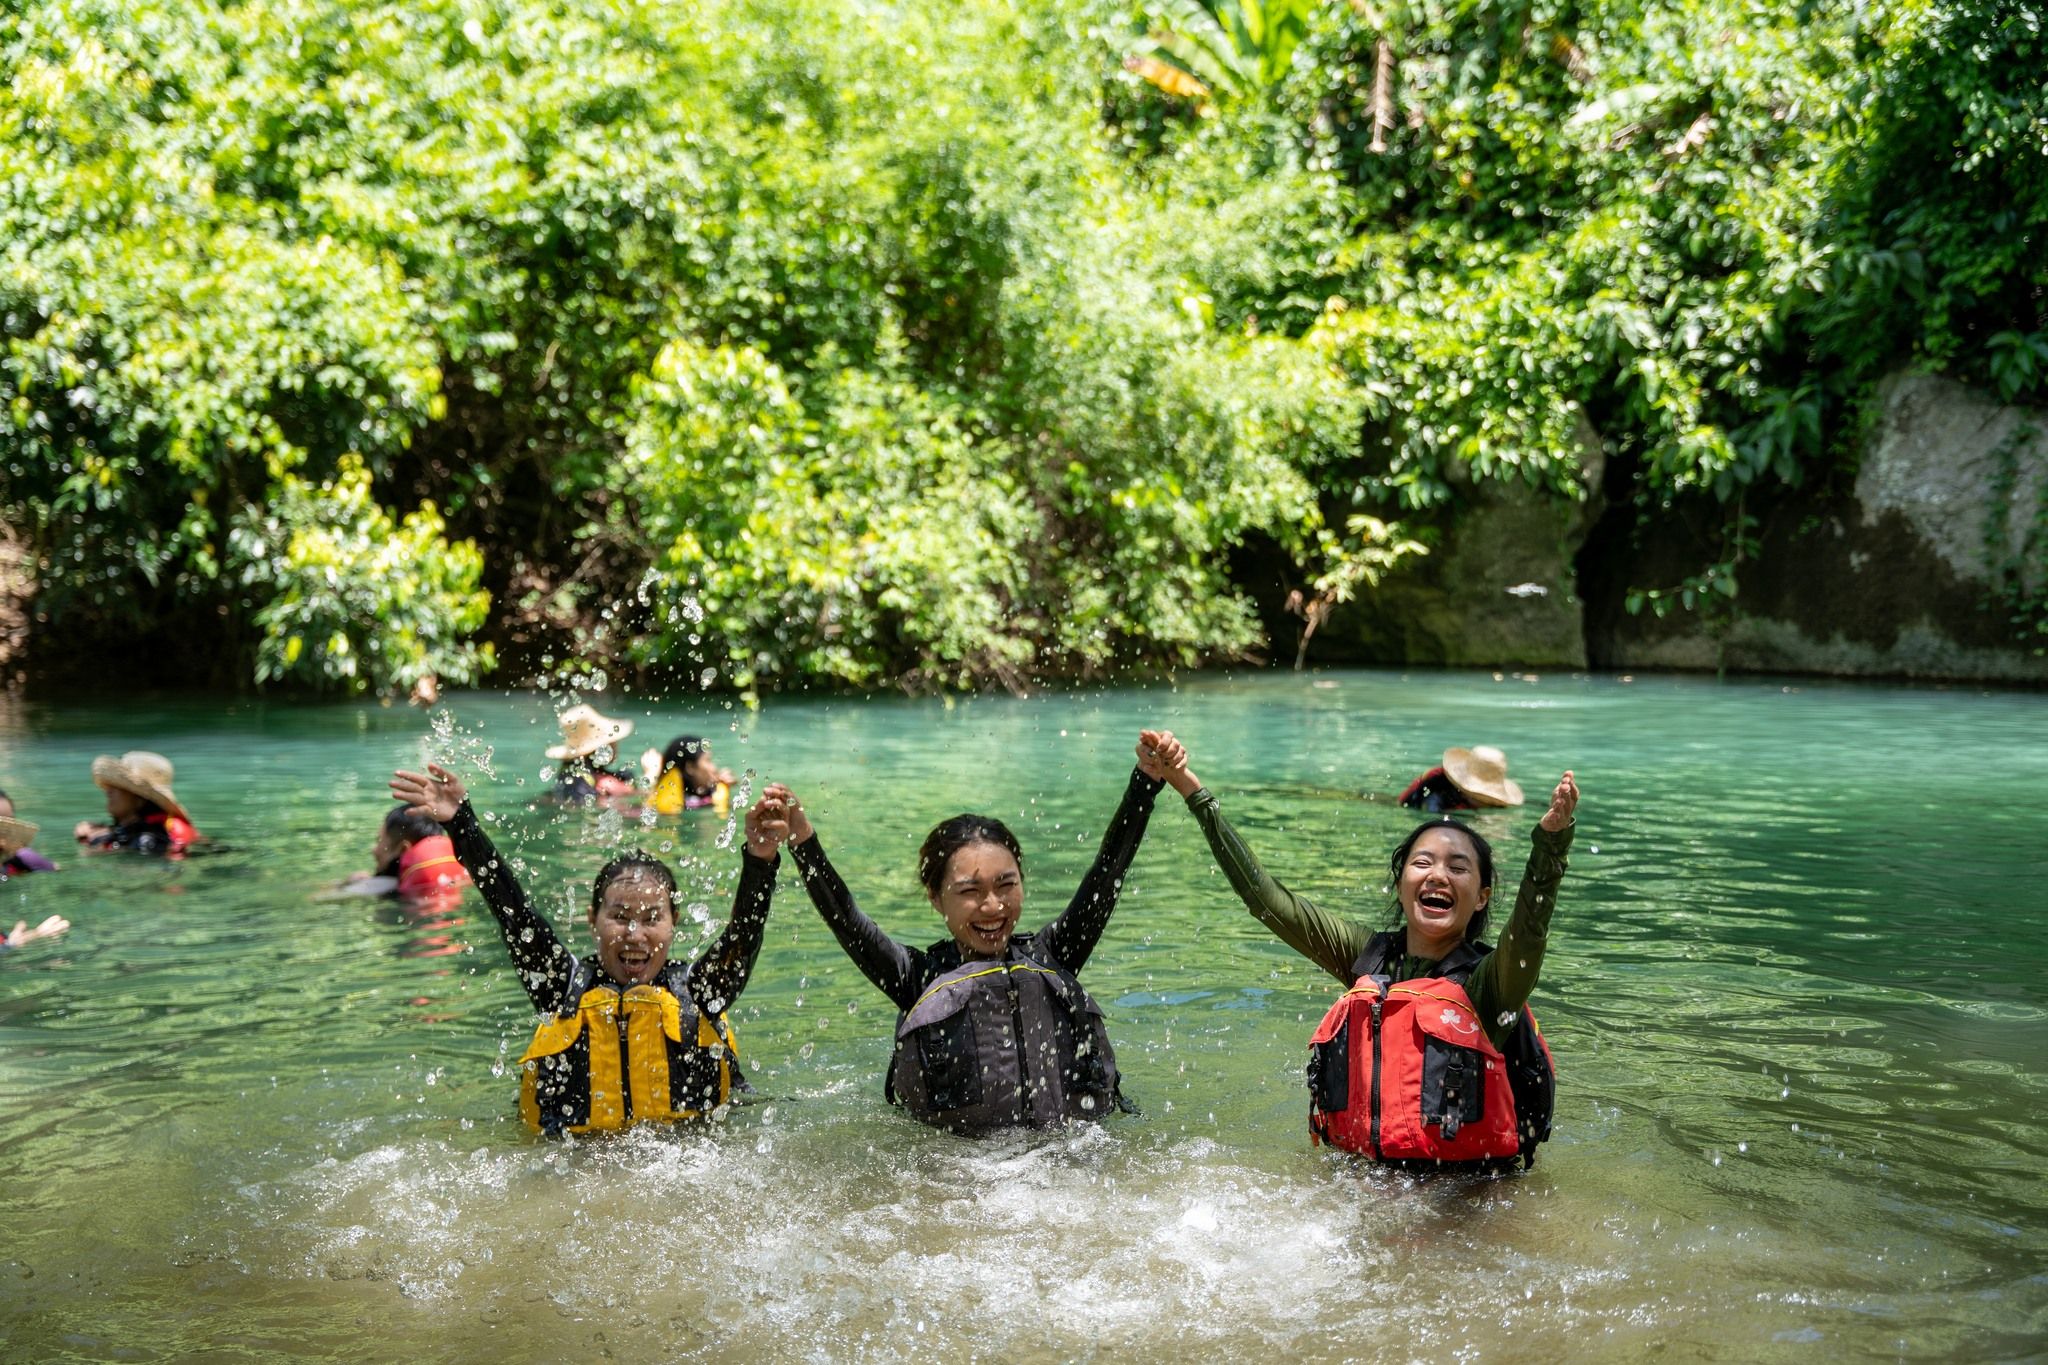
[
  {"xmin": 396, "ymin": 833, "xmax": 471, "ymax": 901},
  {"xmin": 1306, "ymin": 934, "xmax": 1554, "ymax": 1166}
]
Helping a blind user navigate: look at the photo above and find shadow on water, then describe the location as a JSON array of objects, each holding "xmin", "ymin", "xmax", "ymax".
[{"xmin": 2, "ymin": 672, "xmax": 2046, "ymax": 1359}]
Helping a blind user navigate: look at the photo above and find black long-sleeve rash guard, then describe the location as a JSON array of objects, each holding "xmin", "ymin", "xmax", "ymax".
[
  {"xmin": 443, "ymin": 800, "xmax": 778, "ymax": 1017},
  {"xmin": 786, "ymin": 768, "xmax": 1163, "ymax": 1010}
]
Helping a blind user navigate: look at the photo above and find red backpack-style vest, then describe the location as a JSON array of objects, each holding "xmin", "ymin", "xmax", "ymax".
[{"xmin": 1306, "ymin": 933, "xmax": 1554, "ymax": 1166}]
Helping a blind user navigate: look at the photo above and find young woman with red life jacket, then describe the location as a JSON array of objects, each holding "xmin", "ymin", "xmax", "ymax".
[{"xmin": 1156, "ymin": 737, "xmax": 1579, "ymax": 1168}]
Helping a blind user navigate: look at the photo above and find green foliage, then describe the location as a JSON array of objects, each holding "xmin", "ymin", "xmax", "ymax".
[
  {"xmin": 2, "ymin": 0, "xmax": 2039, "ymax": 692},
  {"xmin": 1813, "ymin": 0, "xmax": 2048, "ymax": 404},
  {"xmin": 1128, "ymin": 0, "xmax": 1316, "ymax": 105},
  {"xmin": 229, "ymin": 457, "xmax": 493, "ymax": 692}
]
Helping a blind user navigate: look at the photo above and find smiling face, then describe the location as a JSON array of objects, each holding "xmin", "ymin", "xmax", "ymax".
[
  {"xmin": 588, "ymin": 868, "xmax": 677, "ymax": 986},
  {"xmin": 931, "ymin": 840, "xmax": 1025, "ymax": 959},
  {"xmin": 1397, "ymin": 825, "xmax": 1492, "ymax": 954}
]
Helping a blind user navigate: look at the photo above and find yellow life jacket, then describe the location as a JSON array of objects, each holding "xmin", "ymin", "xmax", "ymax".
[
  {"xmin": 649, "ymin": 768, "xmax": 732, "ymax": 817},
  {"xmin": 649, "ymin": 767, "xmax": 687, "ymax": 816},
  {"xmin": 517, "ymin": 960, "xmax": 741, "ymax": 1135}
]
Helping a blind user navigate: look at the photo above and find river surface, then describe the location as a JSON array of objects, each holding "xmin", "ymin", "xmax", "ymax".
[{"xmin": 1, "ymin": 671, "xmax": 2044, "ymax": 1361}]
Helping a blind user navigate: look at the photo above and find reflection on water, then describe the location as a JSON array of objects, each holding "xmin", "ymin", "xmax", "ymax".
[{"xmin": 2, "ymin": 672, "xmax": 2045, "ymax": 1359}]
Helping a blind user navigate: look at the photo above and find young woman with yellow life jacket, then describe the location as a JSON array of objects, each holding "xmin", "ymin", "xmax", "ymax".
[
  {"xmin": 764, "ymin": 730, "xmax": 1182, "ymax": 1137},
  {"xmin": 389, "ymin": 762, "xmax": 792, "ymax": 1138},
  {"xmin": 1157, "ymin": 738, "xmax": 1579, "ymax": 1169}
]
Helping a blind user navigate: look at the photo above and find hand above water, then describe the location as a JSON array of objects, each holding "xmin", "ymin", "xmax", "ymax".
[
  {"xmin": 1138, "ymin": 729, "xmax": 1201, "ymax": 797},
  {"xmin": 745, "ymin": 788, "xmax": 792, "ymax": 859},
  {"xmin": 4, "ymin": 915, "xmax": 69, "ymax": 948},
  {"xmin": 1539, "ymin": 771, "xmax": 1579, "ymax": 832},
  {"xmin": 760, "ymin": 783, "xmax": 814, "ymax": 844},
  {"xmin": 390, "ymin": 763, "xmax": 468, "ymax": 824}
]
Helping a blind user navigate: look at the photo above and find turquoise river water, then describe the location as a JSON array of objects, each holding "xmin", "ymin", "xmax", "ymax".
[{"xmin": 1, "ymin": 670, "xmax": 2044, "ymax": 1362}]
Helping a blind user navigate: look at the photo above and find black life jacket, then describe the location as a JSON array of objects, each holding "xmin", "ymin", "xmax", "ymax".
[
  {"xmin": 518, "ymin": 957, "xmax": 746, "ymax": 1137},
  {"xmin": 1310, "ymin": 933, "xmax": 1548, "ymax": 1170},
  {"xmin": 887, "ymin": 934, "xmax": 1123, "ymax": 1136},
  {"xmin": 1397, "ymin": 768, "xmax": 1477, "ymax": 813}
]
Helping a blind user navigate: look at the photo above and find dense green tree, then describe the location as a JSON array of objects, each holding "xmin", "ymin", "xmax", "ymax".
[{"xmin": 1, "ymin": 0, "xmax": 2037, "ymax": 691}]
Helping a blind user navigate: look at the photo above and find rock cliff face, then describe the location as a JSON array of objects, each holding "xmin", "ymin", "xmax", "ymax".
[{"xmin": 1315, "ymin": 372, "xmax": 2048, "ymax": 685}]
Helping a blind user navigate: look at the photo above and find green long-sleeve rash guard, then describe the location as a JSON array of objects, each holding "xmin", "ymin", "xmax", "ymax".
[{"xmin": 1181, "ymin": 787, "xmax": 1574, "ymax": 1050}]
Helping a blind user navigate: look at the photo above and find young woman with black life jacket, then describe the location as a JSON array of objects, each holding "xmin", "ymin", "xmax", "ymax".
[
  {"xmin": 763, "ymin": 730, "xmax": 1183, "ymax": 1136},
  {"xmin": 1156, "ymin": 739, "xmax": 1579, "ymax": 1167},
  {"xmin": 390, "ymin": 762, "xmax": 792, "ymax": 1137}
]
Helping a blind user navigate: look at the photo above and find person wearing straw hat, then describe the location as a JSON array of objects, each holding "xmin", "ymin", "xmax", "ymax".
[
  {"xmin": 1, "ymin": 790, "xmax": 69, "ymax": 942},
  {"xmin": 1, "ymin": 788, "xmax": 60, "ymax": 880},
  {"xmin": 73, "ymin": 751, "xmax": 202, "ymax": 855},
  {"xmin": 547, "ymin": 704, "xmax": 639, "ymax": 805},
  {"xmin": 1398, "ymin": 744, "xmax": 1525, "ymax": 813}
]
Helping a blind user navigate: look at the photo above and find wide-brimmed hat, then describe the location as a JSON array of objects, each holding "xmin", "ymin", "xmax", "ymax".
[
  {"xmin": 91, "ymin": 750, "xmax": 190, "ymax": 821},
  {"xmin": 1441, "ymin": 745, "xmax": 1524, "ymax": 808},
  {"xmin": 0, "ymin": 814, "xmax": 38, "ymax": 854},
  {"xmin": 545, "ymin": 704, "xmax": 635, "ymax": 761}
]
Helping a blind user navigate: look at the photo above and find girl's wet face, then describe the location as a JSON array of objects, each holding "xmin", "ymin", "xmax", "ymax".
[
  {"xmin": 590, "ymin": 869, "xmax": 676, "ymax": 985},
  {"xmin": 932, "ymin": 841, "xmax": 1023, "ymax": 959},
  {"xmin": 1398, "ymin": 827, "xmax": 1491, "ymax": 945}
]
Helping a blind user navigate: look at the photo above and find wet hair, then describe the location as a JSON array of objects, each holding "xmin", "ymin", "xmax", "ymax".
[
  {"xmin": 917, "ymin": 814, "xmax": 1025, "ymax": 897},
  {"xmin": 660, "ymin": 736, "xmax": 712, "ymax": 792},
  {"xmin": 589, "ymin": 851, "xmax": 678, "ymax": 919},
  {"xmin": 1386, "ymin": 818, "xmax": 1497, "ymax": 942},
  {"xmin": 382, "ymin": 804, "xmax": 442, "ymax": 844}
]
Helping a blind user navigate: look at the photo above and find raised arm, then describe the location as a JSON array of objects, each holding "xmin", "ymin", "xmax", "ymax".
[
  {"xmin": 1038, "ymin": 734, "xmax": 1169, "ymax": 972},
  {"xmin": 772, "ymin": 784, "xmax": 928, "ymax": 1011},
  {"xmin": 392, "ymin": 764, "xmax": 575, "ymax": 1012},
  {"xmin": 684, "ymin": 788, "xmax": 787, "ymax": 1016},
  {"xmin": 1159, "ymin": 737, "xmax": 1373, "ymax": 984},
  {"xmin": 1465, "ymin": 771, "xmax": 1577, "ymax": 1046}
]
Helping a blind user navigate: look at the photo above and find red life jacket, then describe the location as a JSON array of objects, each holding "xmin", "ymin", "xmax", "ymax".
[
  {"xmin": 1306, "ymin": 933, "xmax": 1554, "ymax": 1166},
  {"xmin": 397, "ymin": 834, "xmax": 471, "ymax": 900}
]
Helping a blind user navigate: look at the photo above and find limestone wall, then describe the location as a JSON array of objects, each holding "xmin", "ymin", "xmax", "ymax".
[{"xmin": 1315, "ymin": 371, "xmax": 2048, "ymax": 685}]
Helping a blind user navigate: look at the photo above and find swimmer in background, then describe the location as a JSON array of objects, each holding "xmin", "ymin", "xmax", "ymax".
[
  {"xmin": 1397, "ymin": 744, "xmax": 1524, "ymax": 813},
  {"xmin": 642, "ymin": 736, "xmax": 735, "ymax": 816},
  {"xmin": 1, "ymin": 788, "xmax": 58, "ymax": 877},
  {"xmin": 336, "ymin": 805, "xmax": 476, "ymax": 904},
  {"xmin": 73, "ymin": 751, "xmax": 202, "ymax": 855},
  {"xmin": 1, "ymin": 791, "xmax": 70, "ymax": 946},
  {"xmin": 546, "ymin": 705, "xmax": 638, "ymax": 805},
  {"xmin": 390, "ymin": 761, "xmax": 793, "ymax": 1136}
]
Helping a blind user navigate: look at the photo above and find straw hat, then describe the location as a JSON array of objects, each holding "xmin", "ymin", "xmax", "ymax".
[
  {"xmin": 546, "ymin": 704, "xmax": 635, "ymax": 761},
  {"xmin": 91, "ymin": 750, "xmax": 190, "ymax": 821},
  {"xmin": 0, "ymin": 814, "xmax": 37, "ymax": 855},
  {"xmin": 1441, "ymin": 745, "xmax": 1524, "ymax": 808}
]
